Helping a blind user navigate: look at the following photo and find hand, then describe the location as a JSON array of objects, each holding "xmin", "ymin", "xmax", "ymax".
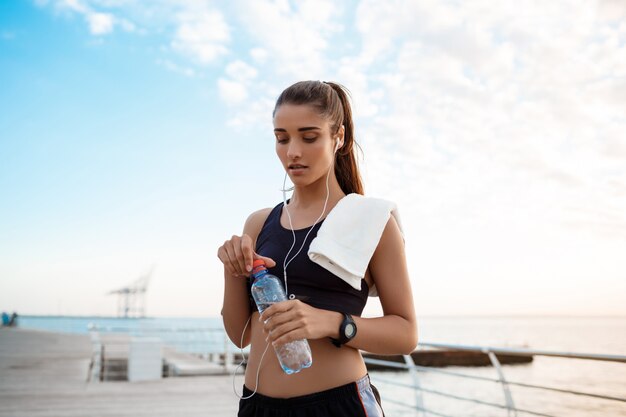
[
  {"xmin": 260, "ymin": 300, "xmax": 342, "ymax": 346},
  {"xmin": 217, "ymin": 234, "xmax": 276, "ymax": 278}
]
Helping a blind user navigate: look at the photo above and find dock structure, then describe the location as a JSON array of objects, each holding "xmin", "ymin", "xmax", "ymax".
[
  {"xmin": 107, "ymin": 266, "xmax": 154, "ymax": 318},
  {"xmin": 0, "ymin": 328, "xmax": 238, "ymax": 417}
]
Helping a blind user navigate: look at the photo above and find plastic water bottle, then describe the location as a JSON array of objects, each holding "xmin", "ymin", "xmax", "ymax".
[{"xmin": 250, "ymin": 259, "xmax": 313, "ymax": 374}]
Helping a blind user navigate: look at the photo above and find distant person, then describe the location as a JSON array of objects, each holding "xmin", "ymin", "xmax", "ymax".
[
  {"xmin": 1, "ymin": 312, "xmax": 17, "ymax": 327},
  {"xmin": 218, "ymin": 80, "xmax": 417, "ymax": 417},
  {"xmin": 9, "ymin": 312, "xmax": 18, "ymax": 327}
]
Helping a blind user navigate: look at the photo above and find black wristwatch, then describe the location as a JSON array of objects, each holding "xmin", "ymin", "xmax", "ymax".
[{"xmin": 331, "ymin": 313, "xmax": 357, "ymax": 348}]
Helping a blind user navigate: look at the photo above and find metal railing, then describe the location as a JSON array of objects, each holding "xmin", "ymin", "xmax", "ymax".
[
  {"xmin": 86, "ymin": 324, "xmax": 243, "ymax": 381},
  {"xmin": 364, "ymin": 342, "xmax": 626, "ymax": 417},
  {"xmin": 84, "ymin": 323, "xmax": 626, "ymax": 416}
]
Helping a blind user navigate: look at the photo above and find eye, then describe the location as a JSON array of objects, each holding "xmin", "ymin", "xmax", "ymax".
[
  {"xmin": 303, "ymin": 136, "xmax": 318, "ymax": 142},
  {"xmin": 276, "ymin": 137, "xmax": 288, "ymax": 144}
]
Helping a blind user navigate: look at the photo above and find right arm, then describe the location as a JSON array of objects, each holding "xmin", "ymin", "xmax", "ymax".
[{"xmin": 218, "ymin": 208, "xmax": 274, "ymax": 348}]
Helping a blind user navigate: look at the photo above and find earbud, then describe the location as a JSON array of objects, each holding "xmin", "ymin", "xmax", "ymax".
[{"xmin": 334, "ymin": 138, "xmax": 342, "ymax": 153}]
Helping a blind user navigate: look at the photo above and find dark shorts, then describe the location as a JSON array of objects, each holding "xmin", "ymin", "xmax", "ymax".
[{"xmin": 238, "ymin": 374, "xmax": 385, "ymax": 417}]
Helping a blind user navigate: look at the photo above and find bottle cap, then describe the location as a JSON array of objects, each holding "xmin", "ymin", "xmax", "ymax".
[{"xmin": 253, "ymin": 259, "xmax": 266, "ymax": 268}]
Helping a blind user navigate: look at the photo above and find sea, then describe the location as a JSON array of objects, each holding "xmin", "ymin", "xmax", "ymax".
[{"xmin": 13, "ymin": 315, "xmax": 626, "ymax": 417}]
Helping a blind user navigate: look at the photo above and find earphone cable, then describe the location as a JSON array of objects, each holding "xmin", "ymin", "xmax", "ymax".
[
  {"xmin": 232, "ymin": 316, "xmax": 271, "ymax": 400},
  {"xmin": 281, "ymin": 163, "xmax": 332, "ymax": 295},
  {"xmin": 235, "ymin": 143, "xmax": 337, "ymax": 399}
]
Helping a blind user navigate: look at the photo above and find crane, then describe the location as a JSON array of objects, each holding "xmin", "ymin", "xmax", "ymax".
[{"xmin": 107, "ymin": 265, "xmax": 154, "ymax": 318}]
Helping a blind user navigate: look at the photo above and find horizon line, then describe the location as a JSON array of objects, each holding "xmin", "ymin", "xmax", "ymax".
[{"xmin": 14, "ymin": 313, "xmax": 626, "ymax": 319}]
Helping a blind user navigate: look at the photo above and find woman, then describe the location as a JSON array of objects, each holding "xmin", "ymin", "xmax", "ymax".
[{"xmin": 218, "ymin": 80, "xmax": 417, "ymax": 417}]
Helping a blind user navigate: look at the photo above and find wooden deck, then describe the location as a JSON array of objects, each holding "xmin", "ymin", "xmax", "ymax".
[{"xmin": 0, "ymin": 327, "xmax": 238, "ymax": 417}]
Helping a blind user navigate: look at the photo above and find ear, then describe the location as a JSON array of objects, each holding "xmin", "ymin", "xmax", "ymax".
[
  {"xmin": 337, "ymin": 124, "xmax": 345, "ymax": 142},
  {"xmin": 335, "ymin": 124, "xmax": 345, "ymax": 149}
]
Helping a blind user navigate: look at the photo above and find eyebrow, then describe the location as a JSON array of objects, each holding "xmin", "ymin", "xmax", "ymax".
[{"xmin": 273, "ymin": 127, "xmax": 321, "ymax": 132}]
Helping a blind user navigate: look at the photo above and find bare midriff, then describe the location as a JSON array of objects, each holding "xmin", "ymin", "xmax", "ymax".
[{"xmin": 243, "ymin": 310, "xmax": 368, "ymax": 398}]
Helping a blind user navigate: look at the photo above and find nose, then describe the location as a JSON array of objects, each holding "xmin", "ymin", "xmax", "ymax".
[{"xmin": 286, "ymin": 141, "xmax": 302, "ymax": 160}]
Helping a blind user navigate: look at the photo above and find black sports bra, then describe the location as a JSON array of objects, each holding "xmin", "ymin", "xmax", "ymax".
[{"xmin": 246, "ymin": 201, "xmax": 369, "ymax": 316}]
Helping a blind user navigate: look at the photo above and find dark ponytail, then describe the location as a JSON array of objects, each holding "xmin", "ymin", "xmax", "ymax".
[{"xmin": 273, "ymin": 80, "xmax": 364, "ymax": 195}]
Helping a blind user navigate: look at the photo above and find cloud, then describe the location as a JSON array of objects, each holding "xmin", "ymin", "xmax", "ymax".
[
  {"xmin": 217, "ymin": 78, "xmax": 248, "ymax": 106},
  {"xmin": 23, "ymin": 0, "xmax": 626, "ymax": 316},
  {"xmin": 86, "ymin": 11, "xmax": 114, "ymax": 34},
  {"xmin": 38, "ymin": 0, "xmax": 135, "ymax": 36},
  {"xmin": 208, "ymin": 0, "xmax": 626, "ymax": 241},
  {"xmin": 37, "ymin": 0, "xmax": 623, "ymax": 237},
  {"xmin": 250, "ymin": 47, "xmax": 268, "ymax": 64},
  {"xmin": 225, "ymin": 60, "xmax": 257, "ymax": 81},
  {"xmin": 597, "ymin": 0, "xmax": 626, "ymax": 22},
  {"xmin": 58, "ymin": 0, "xmax": 84, "ymax": 13},
  {"xmin": 603, "ymin": 135, "xmax": 626, "ymax": 159},
  {"xmin": 171, "ymin": 9, "xmax": 230, "ymax": 65},
  {"xmin": 232, "ymin": 0, "xmax": 343, "ymax": 78},
  {"xmin": 37, "ymin": 0, "xmax": 231, "ymax": 65},
  {"xmin": 342, "ymin": 0, "xmax": 626, "ymax": 250},
  {"xmin": 214, "ymin": 0, "xmax": 351, "ymax": 126},
  {"xmin": 156, "ymin": 59, "xmax": 196, "ymax": 78},
  {"xmin": 215, "ymin": 60, "xmax": 260, "ymax": 109}
]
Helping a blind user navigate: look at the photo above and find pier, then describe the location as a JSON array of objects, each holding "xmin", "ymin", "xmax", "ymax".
[
  {"xmin": 2, "ymin": 325, "xmax": 624, "ymax": 416},
  {"xmin": 0, "ymin": 328, "xmax": 238, "ymax": 417}
]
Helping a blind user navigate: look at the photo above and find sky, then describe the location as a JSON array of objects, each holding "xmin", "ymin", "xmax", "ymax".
[{"xmin": 1, "ymin": 0, "xmax": 625, "ymax": 318}]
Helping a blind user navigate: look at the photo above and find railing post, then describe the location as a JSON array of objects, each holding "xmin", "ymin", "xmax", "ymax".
[
  {"xmin": 403, "ymin": 354, "xmax": 425, "ymax": 417},
  {"xmin": 100, "ymin": 344, "xmax": 105, "ymax": 382},
  {"xmin": 86, "ymin": 328, "xmax": 102, "ymax": 383},
  {"xmin": 223, "ymin": 330, "xmax": 232, "ymax": 374},
  {"xmin": 484, "ymin": 349, "xmax": 517, "ymax": 417}
]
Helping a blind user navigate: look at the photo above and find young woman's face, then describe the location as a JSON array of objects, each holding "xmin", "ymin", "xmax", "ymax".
[{"xmin": 273, "ymin": 104, "xmax": 338, "ymax": 187}]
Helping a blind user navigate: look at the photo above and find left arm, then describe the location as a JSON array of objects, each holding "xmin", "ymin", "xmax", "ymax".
[{"xmin": 261, "ymin": 215, "xmax": 418, "ymax": 355}]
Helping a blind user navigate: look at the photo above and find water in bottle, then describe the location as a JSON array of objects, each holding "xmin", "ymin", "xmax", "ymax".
[{"xmin": 250, "ymin": 259, "xmax": 313, "ymax": 374}]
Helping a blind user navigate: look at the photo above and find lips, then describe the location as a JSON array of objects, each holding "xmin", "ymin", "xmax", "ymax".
[{"xmin": 288, "ymin": 164, "xmax": 308, "ymax": 175}]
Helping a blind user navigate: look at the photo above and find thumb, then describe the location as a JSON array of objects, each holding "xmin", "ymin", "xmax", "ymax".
[{"xmin": 253, "ymin": 252, "xmax": 276, "ymax": 268}]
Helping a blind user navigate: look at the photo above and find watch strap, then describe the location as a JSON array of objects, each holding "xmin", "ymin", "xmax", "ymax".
[{"xmin": 331, "ymin": 312, "xmax": 356, "ymax": 348}]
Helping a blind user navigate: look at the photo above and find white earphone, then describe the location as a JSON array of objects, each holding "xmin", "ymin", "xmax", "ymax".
[
  {"xmin": 335, "ymin": 137, "xmax": 342, "ymax": 153},
  {"xmin": 334, "ymin": 124, "xmax": 345, "ymax": 153},
  {"xmin": 234, "ymin": 132, "xmax": 341, "ymax": 400}
]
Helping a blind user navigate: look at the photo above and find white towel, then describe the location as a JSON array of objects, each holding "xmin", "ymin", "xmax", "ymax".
[{"xmin": 308, "ymin": 193, "xmax": 404, "ymax": 297}]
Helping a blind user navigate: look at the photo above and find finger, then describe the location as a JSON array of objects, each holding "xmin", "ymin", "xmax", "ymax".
[
  {"xmin": 268, "ymin": 308, "xmax": 310, "ymax": 339},
  {"xmin": 217, "ymin": 246, "xmax": 229, "ymax": 272},
  {"xmin": 218, "ymin": 244, "xmax": 236, "ymax": 276},
  {"xmin": 224, "ymin": 239, "xmax": 245, "ymax": 276},
  {"xmin": 263, "ymin": 311, "xmax": 290, "ymax": 334},
  {"xmin": 231, "ymin": 235, "xmax": 248, "ymax": 276},
  {"xmin": 267, "ymin": 319, "xmax": 300, "ymax": 343},
  {"xmin": 241, "ymin": 235, "xmax": 254, "ymax": 273},
  {"xmin": 260, "ymin": 300, "xmax": 292, "ymax": 322},
  {"xmin": 272, "ymin": 327, "xmax": 306, "ymax": 347},
  {"xmin": 253, "ymin": 253, "xmax": 276, "ymax": 268}
]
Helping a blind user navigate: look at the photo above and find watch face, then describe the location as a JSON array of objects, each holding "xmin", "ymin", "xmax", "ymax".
[{"xmin": 345, "ymin": 323, "xmax": 356, "ymax": 338}]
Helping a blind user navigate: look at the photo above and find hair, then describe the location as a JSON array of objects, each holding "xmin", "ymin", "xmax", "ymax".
[{"xmin": 273, "ymin": 80, "xmax": 364, "ymax": 195}]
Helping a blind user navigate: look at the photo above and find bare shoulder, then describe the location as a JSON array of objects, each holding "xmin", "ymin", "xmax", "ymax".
[
  {"xmin": 377, "ymin": 215, "xmax": 404, "ymax": 251},
  {"xmin": 243, "ymin": 207, "xmax": 274, "ymax": 243},
  {"xmin": 370, "ymin": 215, "xmax": 406, "ymax": 272},
  {"xmin": 369, "ymin": 214, "xmax": 411, "ymax": 310}
]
